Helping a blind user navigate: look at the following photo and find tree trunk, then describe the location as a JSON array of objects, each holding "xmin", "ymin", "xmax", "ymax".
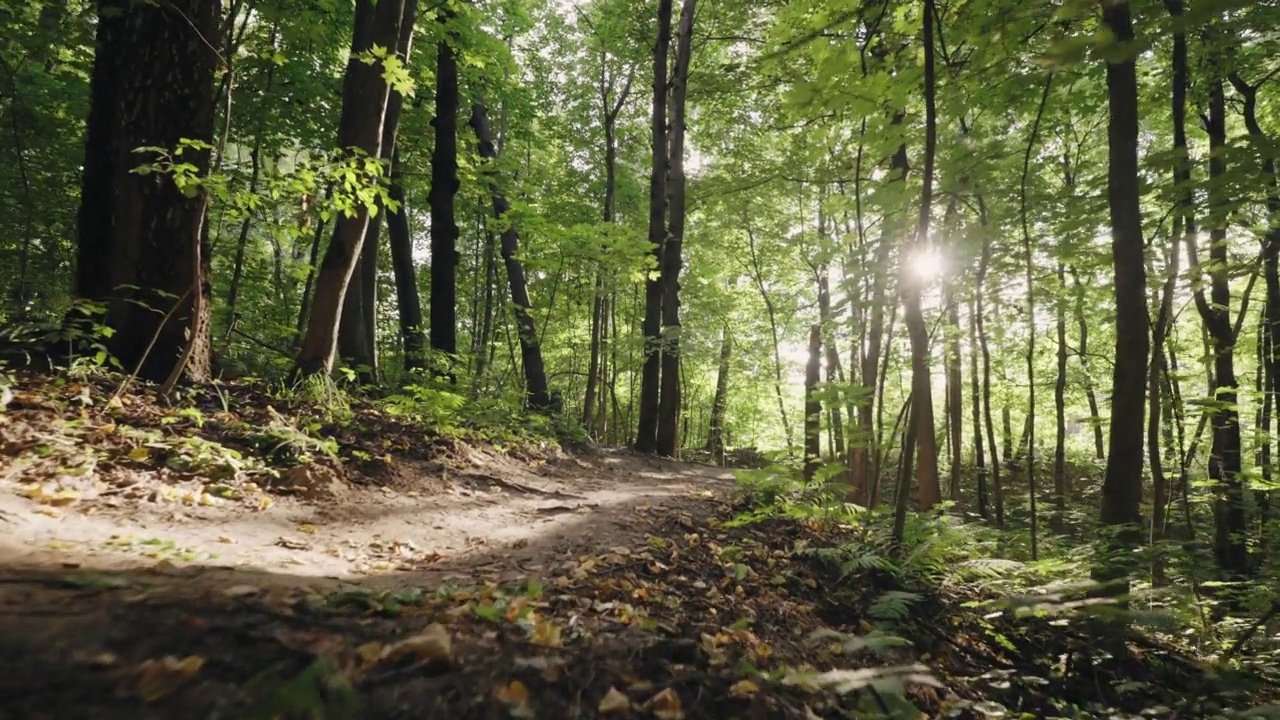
[
  {"xmin": 1201, "ymin": 70, "xmax": 1248, "ymax": 578},
  {"xmin": 429, "ymin": 15, "xmax": 460, "ymax": 358},
  {"xmin": 654, "ymin": 0, "xmax": 695, "ymax": 457},
  {"xmin": 706, "ymin": 327, "xmax": 731, "ymax": 462},
  {"xmin": 970, "ymin": 295, "xmax": 989, "ymax": 519},
  {"xmin": 1054, "ymin": 262, "xmax": 1069, "ymax": 521},
  {"xmin": 817, "ymin": 264, "xmax": 847, "ymax": 461},
  {"xmin": 745, "ymin": 220, "xmax": 794, "ymax": 454},
  {"xmin": 1069, "ymin": 270, "xmax": 1107, "ymax": 461},
  {"xmin": 469, "ymin": 103, "xmax": 553, "ymax": 411},
  {"xmin": 294, "ymin": 0, "xmax": 405, "ymax": 377},
  {"xmin": 1096, "ymin": 0, "xmax": 1148, "ymax": 586},
  {"xmin": 976, "ymin": 197, "xmax": 1003, "ymax": 526},
  {"xmin": 804, "ymin": 324, "xmax": 823, "ymax": 481},
  {"xmin": 900, "ymin": 0, "xmax": 941, "ymax": 511},
  {"xmin": 1020, "ymin": 72, "xmax": 1052, "ymax": 559},
  {"xmin": 386, "ymin": 150, "xmax": 425, "ymax": 374},
  {"xmin": 87, "ymin": 0, "xmax": 221, "ymax": 384},
  {"xmin": 635, "ymin": 0, "xmax": 673, "ymax": 453}
]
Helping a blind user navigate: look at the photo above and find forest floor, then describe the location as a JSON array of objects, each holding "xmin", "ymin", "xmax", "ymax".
[{"xmin": 0, "ymin": 372, "xmax": 1265, "ymax": 719}]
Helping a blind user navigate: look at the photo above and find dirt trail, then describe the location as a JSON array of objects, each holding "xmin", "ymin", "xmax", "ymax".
[{"xmin": 0, "ymin": 448, "xmax": 735, "ymax": 590}]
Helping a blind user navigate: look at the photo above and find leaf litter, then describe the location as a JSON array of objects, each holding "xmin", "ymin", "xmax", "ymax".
[{"xmin": 0, "ymin": 373, "xmax": 1272, "ymax": 719}]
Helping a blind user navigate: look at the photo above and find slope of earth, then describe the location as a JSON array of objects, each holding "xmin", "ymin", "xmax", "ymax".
[{"xmin": 0, "ymin": 372, "xmax": 1269, "ymax": 719}]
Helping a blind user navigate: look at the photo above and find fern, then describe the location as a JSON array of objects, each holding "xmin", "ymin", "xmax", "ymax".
[{"xmin": 870, "ymin": 590, "xmax": 921, "ymax": 621}]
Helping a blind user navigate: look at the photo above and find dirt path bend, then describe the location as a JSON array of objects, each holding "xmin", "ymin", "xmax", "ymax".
[{"xmin": 0, "ymin": 448, "xmax": 736, "ymax": 591}]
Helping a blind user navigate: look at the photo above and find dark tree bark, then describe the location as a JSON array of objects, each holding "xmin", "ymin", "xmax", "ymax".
[
  {"xmin": 634, "ymin": 0, "xmax": 673, "ymax": 453},
  {"xmin": 655, "ymin": 0, "xmax": 695, "ymax": 457},
  {"xmin": 706, "ymin": 327, "xmax": 732, "ymax": 462},
  {"xmin": 1020, "ymin": 72, "xmax": 1052, "ymax": 560},
  {"xmin": 976, "ymin": 196, "xmax": 1004, "ymax": 526},
  {"xmin": 1229, "ymin": 71, "xmax": 1280, "ymax": 546},
  {"xmin": 900, "ymin": 0, "xmax": 941, "ymax": 515},
  {"xmin": 387, "ymin": 150, "xmax": 425, "ymax": 373},
  {"xmin": 469, "ymin": 103, "xmax": 552, "ymax": 411},
  {"xmin": 1096, "ymin": 0, "xmax": 1148, "ymax": 583},
  {"xmin": 969, "ymin": 295, "xmax": 989, "ymax": 519},
  {"xmin": 294, "ymin": 0, "xmax": 405, "ymax": 377},
  {"xmin": 804, "ymin": 324, "xmax": 823, "ymax": 481},
  {"xmin": 429, "ymin": 14, "xmax": 460, "ymax": 358},
  {"xmin": 1054, "ymin": 262, "xmax": 1069, "ymax": 521},
  {"xmin": 79, "ymin": 0, "xmax": 221, "ymax": 384}
]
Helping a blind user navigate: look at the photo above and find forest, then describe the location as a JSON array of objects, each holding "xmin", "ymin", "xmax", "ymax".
[{"xmin": 1, "ymin": 0, "xmax": 1280, "ymax": 718}]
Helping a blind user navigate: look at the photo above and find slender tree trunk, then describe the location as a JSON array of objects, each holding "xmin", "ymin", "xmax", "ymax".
[
  {"xmin": 294, "ymin": 0, "xmax": 405, "ymax": 377},
  {"xmin": 1068, "ymin": 270, "xmax": 1107, "ymax": 461},
  {"xmin": 804, "ymin": 324, "xmax": 823, "ymax": 481},
  {"xmin": 969, "ymin": 296, "xmax": 989, "ymax": 518},
  {"xmin": 1020, "ymin": 73, "xmax": 1052, "ymax": 560},
  {"xmin": 386, "ymin": 150, "xmax": 425, "ymax": 373},
  {"xmin": 635, "ymin": 0, "xmax": 673, "ymax": 453},
  {"xmin": 900, "ymin": 0, "xmax": 941, "ymax": 515},
  {"xmin": 655, "ymin": 0, "xmax": 696, "ymax": 457},
  {"xmin": 429, "ymin": 13, "xmax": 460, "ymax": 358},
  {"xmin": 745, "ymin": 220, "xmax": 794, "ymax": 453},
  {"xmin": 817, "ymin": 265, "xmax": 847, "ymax": 461},
  {"xmin": 1096, "ymin": 0, "xmax": 1148, "ymax": 587},
  {"xmin": 469, "ymin": 103, "xmax": 552, "ymax": 411},
  {"xmin": 976, "ymin": 197, "xmax": 1003, "ymax": 526},
  {"xmin": 1054, "ymin": 262, "xmax": 1069, "ymax": 522},
  {"xmin": 707, "ymin": 327, "xmax": 731, "ymax": 462}
]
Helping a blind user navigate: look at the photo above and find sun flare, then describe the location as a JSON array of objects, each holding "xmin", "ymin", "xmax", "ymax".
[{"xmin": 907, "ymin": 247, "xmax": 947, "ymax": 282}]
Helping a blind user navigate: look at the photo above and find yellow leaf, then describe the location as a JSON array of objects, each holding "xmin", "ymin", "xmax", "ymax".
[
  {"xmin": 34, "ymin": 507, "xmax": 60, "ymax": 518},
  {"xmin": 49, "ymin": 489, "xmax": 81, "ymax": 507},
  {"xmin": 128, "ymin": 446, "xmax": 151, "ymax": 461},
  {"xmin": 357, "ymin": 641, "xmax": 384, "ymax": 667},
  {"xmin": 217, "ymin": 535, "xmax": 236, "ymax": 544},
  {"xmin": 530, "ymin": 618, "xmax": 563, "ymax": 648},
  {"xmin": 495, "ymin": 679, "xmax": 529, "ymax": 705},
  {"xmin": 729, "ymin": 679, "xmax": 759, "ymax": 698},
  {"xmin": 648, "ymin": 687, "xmax": 684, "ymax": 720},
  {"xmin": 258, "ymin": 496, "xmax": 273, "ymax": 511},
  {"xmin": 298, "ymin": 523, "xmax": 317, "ymax": 534},
  {"xmin": 383, "ymin": 623, "xmax": 452, "ymax": 665},
  {"xmin": 598, "ymin": 687, "xmax": 630, "ymax": 715}
]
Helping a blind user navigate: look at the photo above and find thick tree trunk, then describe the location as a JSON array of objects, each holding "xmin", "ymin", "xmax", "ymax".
[
  {"xmin": 86, "ymin": 0, "xmax": 220, "ymax": 384},
  {"xmin": 429, "ymin": 15, "xmax": 460, "ymax": 358},
  {"xmin": 469, "ymin": 103, "xmax": 553, "ymax": 411},
  {"xmin": 654, "ymin": 0, "xmax": 695, "ymax": 457},
  {"xmin": 294, "ymin": 0, "xmax": 405, "ymax": 377},
  {"xmin": 635, "ymin": 0, "xmax": 673, "ymax": 453},
  {"xmin": 1096, "ymin": 0, "xmax": 1148, "ymax": 585}
]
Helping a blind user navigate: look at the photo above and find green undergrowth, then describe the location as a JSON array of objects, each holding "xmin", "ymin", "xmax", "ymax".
[{"xmin": 727, "ymin": 463, "xmax": 1280, "ymax": 719}]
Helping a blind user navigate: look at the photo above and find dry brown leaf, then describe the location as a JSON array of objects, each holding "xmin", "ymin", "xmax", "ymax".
[
  {"xmin": 356, "ymin": 641, "xmax": 384, "ymax": 667},
  {"xmin": 132, "ymin": 655, "xmax": 204, "ymax": 703},
  {"xmin": 598, "ymin": 687, "xmax": 631, "ymax": 715}
]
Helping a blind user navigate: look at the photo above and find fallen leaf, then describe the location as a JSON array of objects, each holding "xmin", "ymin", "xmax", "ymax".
[
  {"xmin": 729, "ymin": 679, "xmax": 759, "ymax": 698},
  {"xmin": 132, "ymin": 655, "xmax": 204, "ymax": 703},
  {"xmin": 599, "ymin": 687, "xmax": 631, "ymax": 715},
  {"xmin": 495, "ymin": 679, "xmax": 529, "ymax": 705},
  {"xmin": 217, "ymin": 535, "xmax": 236, "ymax": 544},
  {"xmin": 299, "ymin": 523, "xmax": 317, "ymax": 534},
  {"xmin": 128, "ymin": 446, "xmax": 150, "ymax": 461},
  {"xmin": 222, "ymin": 584, "xmax": 261, "ymax": 598},
  {"xmin": 383, "ymin": 623, "xmax": 452, "ymax": 665},
  {"xmin": 647, "ymin": 688, "xmax": 684, "ymax": 720},
  {"xmin": 357, "ymin": 641, "xmax": 384, "ymax": 667}
]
